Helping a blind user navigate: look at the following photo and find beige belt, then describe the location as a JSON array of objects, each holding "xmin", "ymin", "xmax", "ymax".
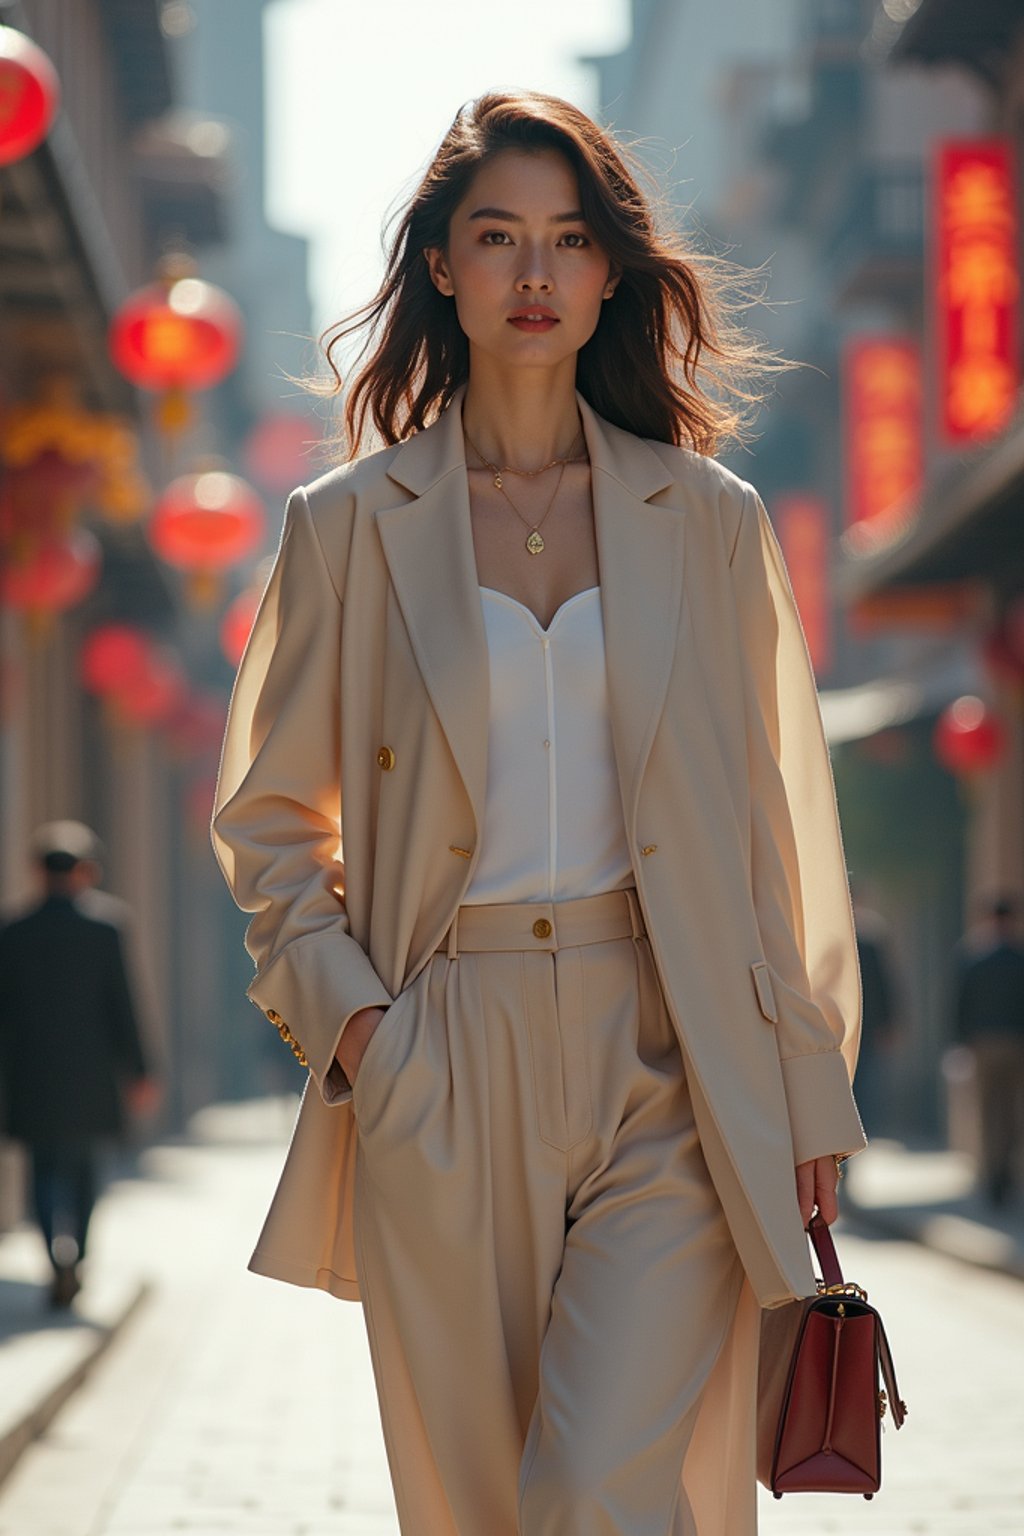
[{"xmin": 436, "ymin": 887, "xmax": 647, "ymax": 959}]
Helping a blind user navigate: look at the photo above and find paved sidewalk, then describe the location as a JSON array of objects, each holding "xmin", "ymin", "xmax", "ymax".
[
  {"xmin": 0, "ymin": 1156, "xmax": 151, "ymax": 1489},
  {"xmin": 1, "ymin": 1104, "xmax": 1022, "ymax": 1534},
  {"xmin": 843, "ymin": 1136, "xmax": 1024, "ymax": 1280},
  {"xmin": 0, "ymin": 1097, "xmax": 397, "ymax": 1534},
  {"xmin": 0, "ymin": 1105, "xmax": 287, "ymax": 1496}
]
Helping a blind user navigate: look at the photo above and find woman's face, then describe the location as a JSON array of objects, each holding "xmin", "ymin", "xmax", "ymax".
[{"xmin": 424, "ymin": 147, "xmax": 619, "ymax": 369}]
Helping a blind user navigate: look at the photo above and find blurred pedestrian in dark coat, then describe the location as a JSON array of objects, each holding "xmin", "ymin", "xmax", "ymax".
[
  {"xmin": 0, "ymin": 821, "xmax": 153, "ymax": 1306},
  {"xmin": 850, "ymin": 885, "xmax": 901, "ymax": 1137},
  {"xmin": 953, "ymin": 893, "xmax": 1024, "ymax": 1208}
]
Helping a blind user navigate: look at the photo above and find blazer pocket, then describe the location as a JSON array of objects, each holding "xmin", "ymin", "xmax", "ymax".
[{"xmin": 750, "ymin": 960, "xmax": 779, "ymax": 1024}]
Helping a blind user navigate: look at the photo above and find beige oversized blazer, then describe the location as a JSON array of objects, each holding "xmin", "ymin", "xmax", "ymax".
[{"xmin": 210, "ymin": 380, "xmax": 867, "ymax": 1319}]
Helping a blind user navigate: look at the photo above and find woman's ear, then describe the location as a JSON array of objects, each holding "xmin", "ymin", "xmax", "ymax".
[
  {"xmin": 424, "ymin": 247, "xmax": 454, "ymax": 297},
  {"xmin": 603, "ymin": 262, "xmax": 623, "ymax": 300}
]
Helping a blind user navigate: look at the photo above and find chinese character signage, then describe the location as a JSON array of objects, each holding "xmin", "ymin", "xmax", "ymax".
[
  {"xmin": 844, "ymin": 335, "xmax": 923, "ymax": 529},
  {"xmin": 935, "ymin": 138, "xmax": 1019, "ymax": 444}
]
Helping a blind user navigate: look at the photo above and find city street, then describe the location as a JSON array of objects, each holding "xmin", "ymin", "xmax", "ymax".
[
  {"xmin": 0, "ymin": 1102, "xmax": 1021, "ymax": 1535},
  {"xmin": 2, "ymin": 3, "xmax": 1023, "ymax": 1534}
]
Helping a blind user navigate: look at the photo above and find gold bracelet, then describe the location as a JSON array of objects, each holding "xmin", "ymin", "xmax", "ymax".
[{"xmin": 833, "ymin": 1153, "xmax": 845, "ymax": 1180}]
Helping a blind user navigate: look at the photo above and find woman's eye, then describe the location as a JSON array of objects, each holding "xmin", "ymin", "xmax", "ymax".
[{"xmin": 479, "ymin": 230, "xmax": 590, "ymax": 248}]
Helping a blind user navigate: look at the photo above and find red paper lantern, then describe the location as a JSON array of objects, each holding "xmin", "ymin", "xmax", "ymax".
[
  {"xmin": 109, "ymin": 274, "xmax": 244, "ymax": 439},
  {"xmin": 219, "ymin": 585, "xmax": 261, "ymax": 666},
  {"xmin": 0, "ymin": 526, "xmax": 100, "ymax": 612},
  {"xmin": 115, "ymin": 647, "xmax": 188, "ymax": 727},
  {"xmin": 150, "ymin": 471, "xmax": 265, "ymax": 573},
  {"xmin": 0, "ymin": 449, "xmax": 101, "ymax": 543},
  {"xmin": 109, "ymin": 278, "xmax": 242, "ymax": 393},
  {"xmin": 0, "ymin": 29, "xmax": 60, "ymax": 167},
  {"xmin": 934, "ymin": 695, "xmax": 1006, "ymax": 775},
  {"xmin": 80, "ymin": 624, "xmax": 154, "ymax": 696},
  {"xmin": 110, "ymin": 267, "xmax": 242, "ymax": 437}
]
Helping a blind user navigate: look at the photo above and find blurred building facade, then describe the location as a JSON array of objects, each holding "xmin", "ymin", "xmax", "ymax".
[
  {"xmin": 0, "ymin": 0, "xmax": 313, "ymax": 1227},
  {"xmin": 589, "ymin": 0, "xmax": 1024, "ymax": 1140}
]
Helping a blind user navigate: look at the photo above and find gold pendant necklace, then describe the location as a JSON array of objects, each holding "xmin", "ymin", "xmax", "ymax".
[
  {"xmin": 465, "ymin": 428, "xmax": 582, "ymax": 555},
  {"xmin": 500, "ymin": 457, "xmax": 568, "ymax": 555},
  {"xmin": 464, "ymin": 427, "xmax": 585, "ymax": 492}
]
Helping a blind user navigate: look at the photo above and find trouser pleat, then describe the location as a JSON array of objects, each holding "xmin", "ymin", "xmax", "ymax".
[{"xmin": 351, "ymin": 894, "xmax": 750, "ymax": 1536}]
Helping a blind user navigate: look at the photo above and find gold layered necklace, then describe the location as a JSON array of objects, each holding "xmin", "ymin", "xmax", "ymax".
[{"xmin": 464, "ymin": 426, "xmax": 587, "ymax": 556}]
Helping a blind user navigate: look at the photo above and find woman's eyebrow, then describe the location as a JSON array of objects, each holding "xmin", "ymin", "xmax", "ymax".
[{"xmin": 466, "ymin": 206, "xmax": 586, "ymax": 223}]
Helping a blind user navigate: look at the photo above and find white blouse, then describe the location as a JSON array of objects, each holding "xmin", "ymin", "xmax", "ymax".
[{"xmin": 461, "ymin": 585, "xmax": 635, "ymax": 906}]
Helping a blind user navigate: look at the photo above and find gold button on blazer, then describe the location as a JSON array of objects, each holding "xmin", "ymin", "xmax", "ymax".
[{"xmin": 210, "ymin": 380, "xmax": 867, "ymax": 1318}]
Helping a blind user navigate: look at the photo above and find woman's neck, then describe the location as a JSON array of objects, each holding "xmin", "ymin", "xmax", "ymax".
[{"xmin": 460, "ymin": 366, "xmax": 584, "ymax": 472}]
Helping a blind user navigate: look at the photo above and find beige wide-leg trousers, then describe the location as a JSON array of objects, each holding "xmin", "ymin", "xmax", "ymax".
[{"xmin": 351, "ymin": 887, "xmax": 749, "ymax": 1536}]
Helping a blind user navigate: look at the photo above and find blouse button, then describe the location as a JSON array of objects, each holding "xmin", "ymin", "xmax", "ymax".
[
  {"xmin": 532, "ymin": 918, "xmax": 553, "ymax": 940},
  {"xmin": 377, "ymin": 745, "xmax": 396, "ymax": 771}
]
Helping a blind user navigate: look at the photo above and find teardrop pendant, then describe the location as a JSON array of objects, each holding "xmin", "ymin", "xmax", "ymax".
[
  {"xmin": 493, "ymin": 472, "xmax": 503, "ymax": 490},
  {"xmin": 526, "ymin": 529, "xmax": 545, "ymax": 555}
]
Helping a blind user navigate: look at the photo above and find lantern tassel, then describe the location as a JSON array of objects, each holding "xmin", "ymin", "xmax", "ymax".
[
  {"xmin": 186, "ymin": 567, "xmax": 221, "ymax": 609},
  {"xmin": 156, "ymin": 387, "xmax": 193, "ymax": 437}
]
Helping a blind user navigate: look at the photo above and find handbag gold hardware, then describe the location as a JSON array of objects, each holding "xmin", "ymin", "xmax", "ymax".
[{"xmin": 816, "ymin": 1280, "xmax": 869, "ymax": 1301}]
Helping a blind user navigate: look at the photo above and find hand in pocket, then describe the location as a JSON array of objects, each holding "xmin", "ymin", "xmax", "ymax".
[{"xmin": 337, "ymin": 1005, "xmax": 387, "ymax": 1085}]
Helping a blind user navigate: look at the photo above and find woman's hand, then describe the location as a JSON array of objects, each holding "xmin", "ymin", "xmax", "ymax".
[
  {"xmin": 336, "ymin": 1005, "xmax": 387, "ymax": 1086},
  {"xmin": 795, "ymin": 1155, "xmax": 841, "ymax": 1227}
]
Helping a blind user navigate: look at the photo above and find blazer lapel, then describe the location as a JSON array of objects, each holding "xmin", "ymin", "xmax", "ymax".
[
  {"xmin": 375, "ymin": 383, "xmax": 490, "ymax": 830},
  {"xmin": 376, "ymin": 381, "xmax": 686, "ymax": 845},
  {"xmin": 575, "ymin": 392, "xmax": 684, "ymax": 840}
]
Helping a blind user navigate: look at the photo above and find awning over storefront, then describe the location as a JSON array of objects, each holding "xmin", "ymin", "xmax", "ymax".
[
  {"xmin": 836, "ymin": 409, "xmax": 1024, "ymax": 600},
  {"xmin": 819, "ymin": 643, "xmax": 987, "ymax": 745},
  {"xmin": 889, "ymin": 0, "xmax": 1022, "ymax": 86}
]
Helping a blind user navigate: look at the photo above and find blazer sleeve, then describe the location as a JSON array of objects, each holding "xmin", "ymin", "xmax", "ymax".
[
  {"xmin": 210, "ymin": 484, "xmax": 391, "ymax": 1106},
  {"xmin": 730, "ymin": 482, "xmax": 868, "ymax": 1167}
]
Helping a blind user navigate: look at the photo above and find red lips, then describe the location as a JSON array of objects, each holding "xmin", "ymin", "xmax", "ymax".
[{"xmin": 508, "ymin": 305, "xmax": 559, "ymax": 333}]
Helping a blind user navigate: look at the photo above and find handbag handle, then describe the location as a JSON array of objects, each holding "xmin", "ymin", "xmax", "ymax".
[
  {"xmin": 806, "ymin": 1211, "xmax": 908, "ymax": 1428},
  {"xmin": 806, "ymin": 1209, "xmax": 844, "ymax": 1288}
]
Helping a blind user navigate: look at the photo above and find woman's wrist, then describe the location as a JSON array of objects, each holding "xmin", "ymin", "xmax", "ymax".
[
  {"xmin": 346, "ymin": 1005, "xmax": 387, "ymax": 1035},
  {"xmin": 336, "ymin": 1005, "xmax": 386, "ymax": 1078}
]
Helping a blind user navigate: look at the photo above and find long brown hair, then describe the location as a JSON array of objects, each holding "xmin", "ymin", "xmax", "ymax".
[{"xmin": 298, "ymin": 90, "xmax": 800, "ymax": 462}]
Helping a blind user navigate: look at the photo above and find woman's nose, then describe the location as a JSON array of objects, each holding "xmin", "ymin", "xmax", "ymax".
[{"xmin": 516, "ymin": 252, "xmax": 553, "ymax": 292}]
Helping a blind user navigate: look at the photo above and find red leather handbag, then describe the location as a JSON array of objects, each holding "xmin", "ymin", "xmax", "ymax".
[{"xmin": 756, "ymin": 1211, "xmax": 907, "ymax": 1498}]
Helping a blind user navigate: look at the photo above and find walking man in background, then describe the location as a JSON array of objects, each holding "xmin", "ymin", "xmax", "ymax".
[
  {"xmin": 953, "ymin": 893, "xmax": 1024, "ymax": 1208},
  {"xmin": 0, "ymin": 821, "xmax": 154, "ymax": 1307},
  {"xmin": 851, "ymin": 881, "xmax": 902, "ymax": 1138}
]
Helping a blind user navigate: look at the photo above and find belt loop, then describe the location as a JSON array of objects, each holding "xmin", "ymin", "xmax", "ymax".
[
  {"xmin": 446, "ymin": 906, "xmax": 460, "ymax": 960},
  {"xmin": 625, "ymin": 887, "xmax": 644, "ymax": 941}
]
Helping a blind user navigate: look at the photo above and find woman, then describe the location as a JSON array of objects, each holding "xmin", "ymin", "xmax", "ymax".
[{"xmin": 211, "ymin": 90, "xmax": 867, "ymax": 1536}]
